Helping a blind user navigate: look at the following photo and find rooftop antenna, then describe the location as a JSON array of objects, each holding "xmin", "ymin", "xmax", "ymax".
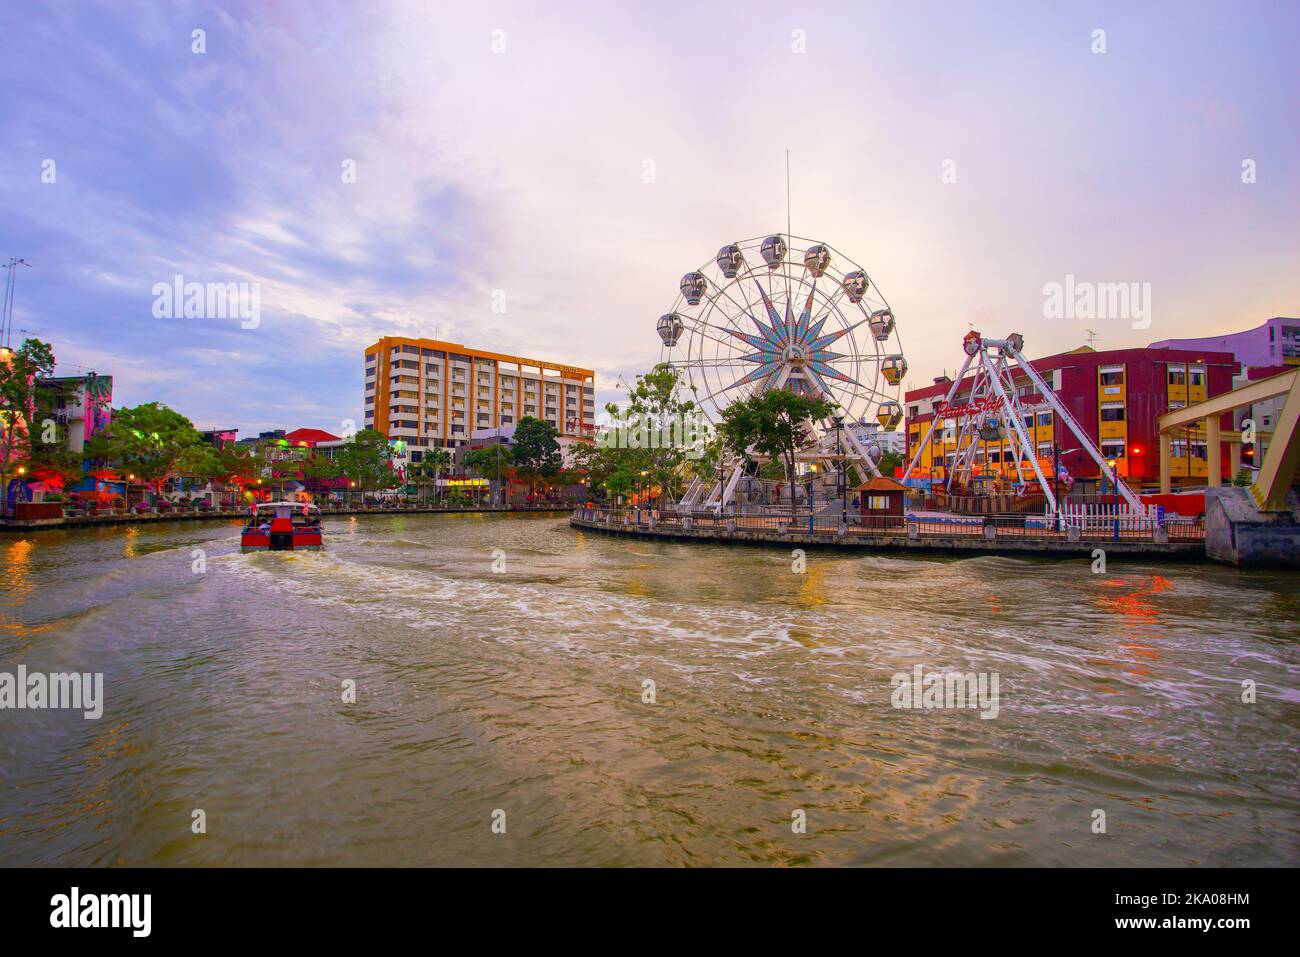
[{"xmin": 1083, "ymin": 329, "xmax": 1098, "ymax": 349}]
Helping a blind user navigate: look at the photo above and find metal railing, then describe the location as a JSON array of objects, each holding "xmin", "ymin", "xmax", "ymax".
[{"xmin": 572, "ymin": 507, "xmax": 1204, "ymax": 544}]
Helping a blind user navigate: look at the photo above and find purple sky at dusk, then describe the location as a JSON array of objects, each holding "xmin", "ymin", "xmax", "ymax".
[{"xmin": 1, "ymin": 0, "xmax": 1296, "ymax": 435}]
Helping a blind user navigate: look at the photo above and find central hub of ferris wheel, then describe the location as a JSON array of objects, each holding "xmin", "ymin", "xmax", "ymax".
[{"xmin": 655, "ymin": 233, "xmax": 908, "ymax": 512}]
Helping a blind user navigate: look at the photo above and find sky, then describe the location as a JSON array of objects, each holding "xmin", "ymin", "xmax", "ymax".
[{"xmin": 1, "ymin": 0, "xmax": 1297, "ymax": 436}]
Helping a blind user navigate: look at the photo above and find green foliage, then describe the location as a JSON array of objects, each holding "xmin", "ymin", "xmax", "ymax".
[
  {"xmin": 512, "ymin": 416, "xmax": 562, "ymax": 479},
  {"xmin": 464, "ymin": 443, "xmax": 514, "ymax": 504},
  {"xmin": 0, "ymin": 338, "xmax": 58, "ymax": 494},
  {"xmin": 84, "ymin": 401, "xmax": 204, "ymax": 487},
  {"xmin": 404, "ymin": 448, "xmax": 451, "ymax": 504},
  {"xmin": 462, "ymin": 443, "xmax": 513, "ymax": 476},
  {"xmin": 572, "ymin": 363, "xmax": 704, "ymax": 503},
  {"xmin": 333, "ymin": 428, "xmax": 395, "ymax": 492},
  {"xmin": 717, "ymin": 389, "xmax": 834, "ymax": 515},
  {"xmin": 1231, "ymin": 467, "xmax": 1252, "ymax": 487}
]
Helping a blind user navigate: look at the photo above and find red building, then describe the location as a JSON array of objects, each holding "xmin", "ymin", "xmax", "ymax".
[{"xmin": 905, "ymin": 344, "xmax": 1239, "ymax": 490}]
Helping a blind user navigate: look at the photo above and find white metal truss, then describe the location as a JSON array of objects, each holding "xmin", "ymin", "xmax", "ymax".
[{"xmin": 904, "ymin": 332, "xmax": 1143, "ymax": 512}]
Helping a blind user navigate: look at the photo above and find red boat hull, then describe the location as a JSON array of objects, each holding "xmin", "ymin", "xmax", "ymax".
[{"xmin": 241, "ymin": 515, "xmax": 324, "ymax": 552}]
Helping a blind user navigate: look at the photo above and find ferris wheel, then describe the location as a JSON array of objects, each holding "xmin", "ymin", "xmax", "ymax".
[
  {"xmin": 655, "ymin": 233, "xmax": 908, "ymax": 510},
  {"xmin": 657, "ymin": 234, "xmax": 906, "ymax": 429}
]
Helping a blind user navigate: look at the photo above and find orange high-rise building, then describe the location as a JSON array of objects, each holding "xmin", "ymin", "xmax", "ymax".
[{"xmin": 363, "ymin": 337, "xmax": 595, "ymax": 452}]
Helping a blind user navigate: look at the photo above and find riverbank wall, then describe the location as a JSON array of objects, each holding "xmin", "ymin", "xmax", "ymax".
[
  {"xmin": 0, "ymin": 504, "xmax": 575, "ymax": 532},
  {"xmin": 569, "ymin": 510, "xmax": 1208, "ymax": 561}
]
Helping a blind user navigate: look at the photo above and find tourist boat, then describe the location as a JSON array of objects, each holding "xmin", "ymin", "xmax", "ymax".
[{"xmin": 240, "ymin": 502, "xmax": 324, "ymax": 553}]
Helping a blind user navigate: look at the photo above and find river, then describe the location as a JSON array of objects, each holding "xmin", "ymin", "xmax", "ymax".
[{"xmin": 1, "ymin": 512, "xmax": 1296, "ymax": 866}]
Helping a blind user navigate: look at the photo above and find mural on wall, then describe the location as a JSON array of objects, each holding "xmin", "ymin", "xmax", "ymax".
[{"xmin": 84, "ymin": 372, "xmax": 112, "ymax": 442}]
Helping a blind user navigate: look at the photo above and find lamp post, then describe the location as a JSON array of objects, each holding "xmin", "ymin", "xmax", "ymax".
[
  {"xmin": 1052, "ymin": 440, "xmax": 1060, "ymax": 531},
  {"xmin": 833, "ymin": 415, "xmax": 846, "ymax": 527},
  {"xmin": 1107, "ymin": 457, "xmax": 1119, "ymax": 541},
  {"xmin": 717, "ymin": 449, "xmax": 724, "ymax": 517}
]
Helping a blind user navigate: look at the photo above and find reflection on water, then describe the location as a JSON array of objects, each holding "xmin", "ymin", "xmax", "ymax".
[{"xmin": 0, "ymin": 514, "xmax": 1297, "ymax": 866}]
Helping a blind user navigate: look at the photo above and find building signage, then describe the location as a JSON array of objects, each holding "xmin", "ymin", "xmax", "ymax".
[{"xmin": 935, "ymin": 395, "xmax": 1004, "ymax": 419}]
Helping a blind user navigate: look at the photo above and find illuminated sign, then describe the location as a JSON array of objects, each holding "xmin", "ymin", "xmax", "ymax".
[{"xmin": 935, "ymin": 395, "xmax": 1003, "ymax": 419}]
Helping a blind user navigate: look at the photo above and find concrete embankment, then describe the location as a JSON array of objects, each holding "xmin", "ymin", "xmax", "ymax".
[{"xmin": 1, "ymin": 505, "xmax": 574, "ymax": 532}]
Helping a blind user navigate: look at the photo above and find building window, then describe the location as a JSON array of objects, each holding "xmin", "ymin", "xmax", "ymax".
[
  {"xmin": 1100, "ymin": 439, "xmax": 1126, "ymax": 459},
  {"xmin": 1169, "ymin": 369, "xmax": 1186, "ymax": 386},
  {"xmin": 1100, "ymin": 402, "xmax": 1125, "ymax": 422},
  {"xmin": 1099, "ymin": 368, "xmax": 1124, "ymax": 386},
  {"xmin": 1037, "ymin": 412, "xmax": 1052, "ymax": 427}
]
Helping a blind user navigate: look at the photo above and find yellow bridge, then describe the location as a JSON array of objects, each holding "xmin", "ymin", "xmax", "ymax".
[{"xmin": 1158, "ymin": 367, "xmax": 1299, "ymax": 511}]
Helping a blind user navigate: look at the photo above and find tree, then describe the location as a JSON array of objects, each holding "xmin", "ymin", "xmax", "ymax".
[
  {"xmin": 717, "ymin": 389, "xmax": 834, "ymax": 517},
  {"xmin": 570, "ymin": 363, "xmax": 706, "ymax": 506},
  {"xmin": 83, "ymin": 402, "xmax": 204, "ymax": 508},
  {"xmin": 174, "ymin": 442, "xmax": 221, "ymax": 501},
  {"xmin": 333, "ymin": 428, "xmax": 394, "ymax": 502},
  {"xmin": 214, "ymin": 444, "xmax": 260, "ymax": 505},
  {"xmin": 413, "ymin": 447, "xmax": 452, "ymax": 505},
  {"xmin": 512, "ymin": 416, "xmax": 562, "ymax": 490},
  {"xmin": 463, "ymin": 444, "xmax": 514, "ymax": 506},
  {"xmin": 0, "ymin": 338, "xmax": 57, "ymax": 513},
  {"xmin": 878, "ymin": 450, "xmax": 903, "ymax": 479}
]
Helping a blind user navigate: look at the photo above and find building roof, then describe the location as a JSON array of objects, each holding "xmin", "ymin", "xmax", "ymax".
[
  {"xmin": 853, "ymin": 476, "xmax": 907, "ymax": 493},
  {"xmin": 285, "ymin": 427, "xmax": 342, "ymax": 446},
  {"xmin": 364, "ymin": 336, "xmax": 594, "ymax": 380},
  {"xmin": 904, "ymin": 342, "xmax": 1238, "ymax": 402}
]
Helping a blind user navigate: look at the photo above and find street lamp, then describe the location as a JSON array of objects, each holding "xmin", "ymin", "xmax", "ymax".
[
  {"xmin": 832, "ymin": 415, "xmax": 847, "ymax": 527},
  {"xmin": 1051, "ymin": 443, "xmax": 1080, "ymax": 531}
]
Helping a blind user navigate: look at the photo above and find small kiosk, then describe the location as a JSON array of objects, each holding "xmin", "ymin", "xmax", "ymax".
[{"xmin": 854, "ymin": 476, "xmax": 907, "ymax": 529}]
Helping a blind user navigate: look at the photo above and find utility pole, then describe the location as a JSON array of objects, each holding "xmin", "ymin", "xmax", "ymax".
[{"xmin": 3, "ymin": 258, "xmax": 32, "ymax": 349}]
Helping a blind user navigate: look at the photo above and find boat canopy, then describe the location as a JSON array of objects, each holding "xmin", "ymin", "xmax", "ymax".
[{"xmin": 251, "ymin": 501, "xmax": 319, "ymax": 518}]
